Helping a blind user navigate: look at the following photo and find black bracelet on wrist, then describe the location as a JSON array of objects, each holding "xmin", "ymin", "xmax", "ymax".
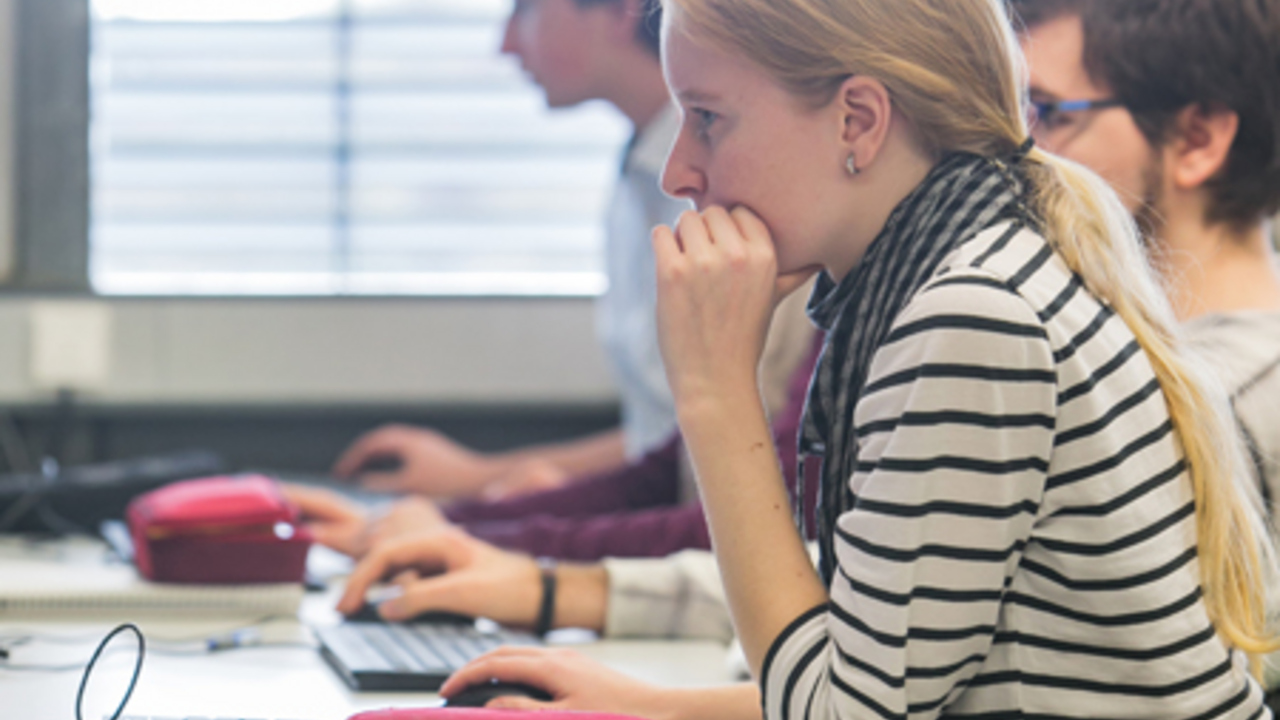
[{"xmin": 533, "ymin": 557, "xmax": 557, "ymax": 638}]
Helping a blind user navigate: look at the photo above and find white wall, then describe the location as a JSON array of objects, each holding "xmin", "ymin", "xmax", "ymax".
[{"xmin": 0, "ymin": 297, "xmax": 618, "ymax": 405}]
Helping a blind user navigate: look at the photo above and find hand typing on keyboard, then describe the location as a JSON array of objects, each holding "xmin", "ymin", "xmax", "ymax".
[{"xmin": 336, "ymin": 528, "xmax": 545, "ymax": 628}]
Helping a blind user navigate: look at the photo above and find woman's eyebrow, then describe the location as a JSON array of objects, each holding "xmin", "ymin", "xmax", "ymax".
[{"xmin": 676, "ymin": 88, "xmax": 723, "ymax": 104}]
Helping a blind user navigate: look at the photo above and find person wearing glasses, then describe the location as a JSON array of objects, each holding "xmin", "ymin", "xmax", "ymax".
[
  {"xmin": 338, "ymin": 0, "xmax": 1275, "ymax": 716},
  {"xmin": 1014, "ymin": 1, "xmax": 1280, "ymax": 699}
]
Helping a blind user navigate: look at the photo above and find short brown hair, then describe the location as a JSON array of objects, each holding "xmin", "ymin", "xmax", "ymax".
[
  {"xmin": 575, "ymin": 0, "xmax": 662, "ymax": 56},
  {"xmin": 1011, "ymin": 0, "xmax": 1280, "ymax": 227}
]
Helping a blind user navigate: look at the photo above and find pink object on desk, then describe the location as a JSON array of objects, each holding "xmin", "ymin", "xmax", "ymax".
[{"xmin": 127, "ymin": 474, "xmax": 312, "ymax": 584}]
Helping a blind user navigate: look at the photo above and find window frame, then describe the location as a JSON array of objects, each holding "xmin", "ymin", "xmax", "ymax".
[{"xmin": 10, "ymin": 0, "xmax": 90, "ymax": 292}]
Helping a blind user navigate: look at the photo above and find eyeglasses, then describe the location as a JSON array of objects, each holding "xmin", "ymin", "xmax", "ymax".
[{"xmin": 1027, "ymin": 97, "xmax": 1125, "ymax": 146}]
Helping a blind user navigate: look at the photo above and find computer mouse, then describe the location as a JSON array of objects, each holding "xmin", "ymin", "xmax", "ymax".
[
  {"xmin": 443, "ymin": 680, "xmax": 553, "ymax": 708},
  {"xmin": 347, "ymin": 602, "xmax": 475, "ymax": 625}
]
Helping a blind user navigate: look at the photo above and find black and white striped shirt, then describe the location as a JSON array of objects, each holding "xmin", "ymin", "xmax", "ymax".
[{"xmin": 762, "ymin": 223, "xmax": 1269, "ymax": 719}]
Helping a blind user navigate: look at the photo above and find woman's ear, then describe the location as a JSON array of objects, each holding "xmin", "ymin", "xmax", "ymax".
[{"xmin": 836, "ymin": 76, "xmax": 894, "ymax": 171}]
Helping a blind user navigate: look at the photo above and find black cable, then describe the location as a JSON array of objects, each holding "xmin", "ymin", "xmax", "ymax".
[{"xmin": 75, "ymin": 622, "xmax": 144, "ymax": 720}]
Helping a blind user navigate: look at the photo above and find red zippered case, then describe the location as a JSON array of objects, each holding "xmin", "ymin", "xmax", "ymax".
[{"xmin": 127, "ymin": 474, "xmax": 312, "ymax": 584}]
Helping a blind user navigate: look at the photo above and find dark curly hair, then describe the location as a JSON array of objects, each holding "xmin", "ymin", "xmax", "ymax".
[{"xmin": 1010, "ymin": 0, "xmax": 1280, "ymax": 229}]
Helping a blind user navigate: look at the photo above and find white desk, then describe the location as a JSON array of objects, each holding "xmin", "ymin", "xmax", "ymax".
[{"xmin": 0, "ymin": 540, "xmax": 737, "ymax": 720}]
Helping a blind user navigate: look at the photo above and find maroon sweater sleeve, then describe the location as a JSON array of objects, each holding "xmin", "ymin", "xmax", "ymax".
[
  {"xmin": 463, "ymin": 502, "xmax": 712, "ymax": 560},
  {"xmin": 448, "ymin": 335, "xmax": 824, "ymax": 560}
]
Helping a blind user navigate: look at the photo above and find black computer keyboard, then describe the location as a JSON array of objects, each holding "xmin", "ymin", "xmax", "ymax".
[{"xmin": 315, "ymin": 619, "xmax": 541, "ymax": 691}]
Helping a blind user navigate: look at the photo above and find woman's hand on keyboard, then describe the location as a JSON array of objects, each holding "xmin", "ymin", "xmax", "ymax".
[
  {"xmin": 367, "ymin": 496, "xmax": 451, "ymax": 549},
  {"xmin": 337, "ymin": 528, "xmax": 544, "ymax": 626},
  {"xmin": 284, "ymin": 485, "xmax": 454, "ymax": 560}
]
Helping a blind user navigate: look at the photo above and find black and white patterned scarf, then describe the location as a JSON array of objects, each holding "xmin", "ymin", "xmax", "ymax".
[{"xmin": 797, "ymin": 150, "xmax": 1035, "ymax": 585}]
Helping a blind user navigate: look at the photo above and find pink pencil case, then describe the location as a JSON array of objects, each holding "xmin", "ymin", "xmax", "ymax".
[
  {"xmin": 350, "ymin": 710, "xmax": 645, "ymax": 720},
  {"xmin": 127, "ymin": 473, "xmax": 312, "ymax": 584}
]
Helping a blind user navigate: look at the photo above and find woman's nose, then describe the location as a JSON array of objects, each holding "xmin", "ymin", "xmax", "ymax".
[{"xmin": 661, "ymin": 133, "xmax": 706, "ymax": 204}]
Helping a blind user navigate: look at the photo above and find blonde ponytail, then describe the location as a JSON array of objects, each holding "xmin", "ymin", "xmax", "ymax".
[
  {"xmin": 1023, "ymin": 150, "xmax": 1277, "ymax": 664},
  {"xmin": 664, "ymin": 0, "xmax": 1277, "ymax": 668}
]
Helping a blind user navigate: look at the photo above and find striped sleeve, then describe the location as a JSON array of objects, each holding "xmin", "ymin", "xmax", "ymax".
[{"xmin": 762, "ymin": 273, "xmax": 1057, "ymax": 720}]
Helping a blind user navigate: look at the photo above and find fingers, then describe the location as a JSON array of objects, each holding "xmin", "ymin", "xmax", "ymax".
[
  {"xmin": 702, "ymin": 206, "xmax": 745, "ymax": 249},
  {"xmin": 333, "ymin": 426, "xmax": 406, "ymax": 479},
  {"xmin": 357, "ymin": 470, "xmax": 409, "ymax": 493},
  {"xmin": 280, "ymin": 484, "xmax": 363, "ymax": 523},
  {"xmin": 652, "ymin": 224, "xmax": 683, "ymax": 279},
  {"xmin": 485, "ymin": 696, "xmax": 558, "ymax": 711},
  {"xmin": 378, "ymin": 572, "xmax": 478, "ymax": 621},
  {"xmin": 336, "ymin": 534, "xmax": 454, "ymax": 615},
  {"xmin": 368, "ymin": 497, "xmax": 449, "ymax": 546},
  {"xmin": 728, "ymin": 205, "xmax": 771, "ymax": 244},
  {"xmin": 440, "ymin": 648, "xmax": 567, "ymax": 699},
  {"xmin": 674, "ymin": 209, "xmax": 712, "ymax": 259},
  {"xmin": 307, "ymin": 524, "xmax": 367, "ymax": 558},
  {"xmin": 669, "ymin": 206, "xmax": 761, "ymax": 266},
  {"xmin": 383, "ymin": 550, "xmax": 540, "ymax": 626},
  {"xmin": 655, "ymin": 208, "xmax": 745, "ymax": 286}
]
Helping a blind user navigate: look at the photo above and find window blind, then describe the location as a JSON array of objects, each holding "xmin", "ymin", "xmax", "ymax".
[{"xmin": 89, "ymin": 0, "xmax": 630, "ymax": 296}]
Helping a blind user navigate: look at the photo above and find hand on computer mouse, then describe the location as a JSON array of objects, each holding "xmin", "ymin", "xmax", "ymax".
[
  {"xmin": 333, "ymin": 425, "xmax": 496, "ymax": 498},
  {"xmin": 440, "ymin": 646, "xmax": 679, "ymax": 716},
  {"xmin": 443, "ymin": 680, "xmax": 553, "ymax": 708}
]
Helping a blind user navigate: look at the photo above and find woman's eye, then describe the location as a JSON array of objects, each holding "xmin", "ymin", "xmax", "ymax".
[{"xmin": 692, "ymin": 108, "xmax": 718, "ymax": 139}]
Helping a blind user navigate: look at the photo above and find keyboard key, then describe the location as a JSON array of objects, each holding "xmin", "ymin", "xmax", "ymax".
[{"xmin": 316, "ymin": 619, "xmax": 542, "ymax": 691}]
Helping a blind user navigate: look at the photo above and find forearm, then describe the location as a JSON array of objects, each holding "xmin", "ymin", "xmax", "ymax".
[
  {"xmin": 552, "ymin": 563, "xmax": 609, "ymax": 633},
  {"xmin": 678, "ymin": 389, "xmax": 826, "ymax": 676},
  {"xmin": 662, "ymin": 683, "xmax": 761, "ymax": 720},
  {"xmin": 497, "ymin": 428, "xmax": 628, "ymax": 478},
  {"xmin": 448, "ymin": 437, "xmax": 683, "ymax": 525}
]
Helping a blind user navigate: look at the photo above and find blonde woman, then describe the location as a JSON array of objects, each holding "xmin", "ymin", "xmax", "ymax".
[{"xmin": 434, "ymin": 0, "xmax": 1278, "ymax": 716}]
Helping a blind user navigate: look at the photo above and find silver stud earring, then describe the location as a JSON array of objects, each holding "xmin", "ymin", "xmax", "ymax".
[{"xmin": 845, "ymin": 153, "xmax": 860, "ymax": 177}]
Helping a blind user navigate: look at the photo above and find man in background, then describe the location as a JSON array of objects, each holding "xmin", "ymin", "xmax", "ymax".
[
  {"xmin": 1013, "ymin": 0, "xmax": 1280, "ymax": 698},
  {"xmin": 335, "ymin": 0, "xmax": 689, "ymax": 500}
]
